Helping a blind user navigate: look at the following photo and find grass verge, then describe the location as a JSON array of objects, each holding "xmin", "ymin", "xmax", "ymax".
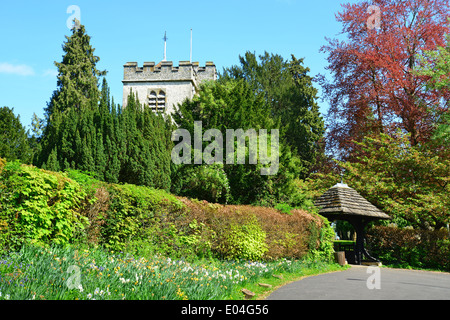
[{"xmin": 0, "ymin": 244, "xmax": 348, "ymax": 300}]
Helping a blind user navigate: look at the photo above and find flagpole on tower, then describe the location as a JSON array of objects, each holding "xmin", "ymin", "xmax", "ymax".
[
  {"xmin": 190, "ymin": 28, "xmax": 192, "ymax": 63},
  {"xmin": 163, "ymin": 31, "xmax": 168, "ymax": 61}
]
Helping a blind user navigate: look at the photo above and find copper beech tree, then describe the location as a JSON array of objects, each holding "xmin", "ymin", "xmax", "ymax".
[{"xmin": 319, "ymin": 0, "xmax": 450, "ymax": 160}]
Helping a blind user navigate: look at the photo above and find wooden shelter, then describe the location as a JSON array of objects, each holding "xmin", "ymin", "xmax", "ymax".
[{"xmin": 315, "ymin": 182, "xmax": 391, "ymax": 265}]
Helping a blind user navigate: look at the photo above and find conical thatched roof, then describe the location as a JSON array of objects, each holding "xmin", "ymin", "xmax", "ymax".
[{"xmin": 315, "ymin": 182, "xmax": 391, "ymax": 220}]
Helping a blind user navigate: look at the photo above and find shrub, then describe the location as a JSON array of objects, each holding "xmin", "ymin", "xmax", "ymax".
[
  {"xmin": 171, "ymin": 164, "xmax": 231, "ymax": 204},
  {"xmin": 217, "ymin": 214, "xmax": 268, "ymax": 261},
  {"xmin": 0, "ymin": 161, "xmax": 88, "ymax": 253},
  {"xmin": 367, "ymin": 225, "xmax": 450, "ymax": 271},
  {"xmin": 100, "ymin": 183, "xmax": 186, "ymax": 254},
  {"xmin": 306, "ymin": 218, "xmax": 335, "ymax": 262},
  {"xmin": 0, "ymin": 159, "xmax": 333, "ymax": 262},
  {"xmin": 64, "ymin": 170, "xmax": 111, "ymax": 245},
  {"xmin": 274, "ymin": 203, "xmax": 294, "ymax": 215},
  {"xmin": 179, "ymin": 198, "xmax": 328, "ymax": 261}
]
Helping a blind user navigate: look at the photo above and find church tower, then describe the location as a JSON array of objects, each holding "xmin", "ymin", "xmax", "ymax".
[
  {"xmin": 122, "ymin": 31, "xmax": 216, "ymax": 114},
  {"xmin": 122, "ymin": 60, "xmax": 216, "ymax": 114}
]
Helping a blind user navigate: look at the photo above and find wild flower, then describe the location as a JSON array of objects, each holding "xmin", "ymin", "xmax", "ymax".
[
  {"xmin": 119, "ymin": 277, "xmax": 130, "ymax": 284},
  {"xmin": 0, "ymin": 244, "xmax": 335, "ymax": 301}
]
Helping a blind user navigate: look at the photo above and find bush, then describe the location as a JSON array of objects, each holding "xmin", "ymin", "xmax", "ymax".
[
  {"xmin": 367, "ymin": 225, "xmax": 450, "ymax": 271},
  {"xmin": 306, "ymin": 218, "xmax": 335, "ymax": 262},
  {"xmin": 179, "ymin": 199, "xmax": 330, "ymax": 261},
  {"xmin": 274, "ymin": 203, "xmax": 295, "ymax": 215},
  {"xmin": 172, "ymin": 164, "xmax": 231, "ymax": 204},
  {"xmin": 100, "ymin": 183, "xmax": 187, "ymax": 257},
  {"xmin": 0, "ymin": 161, "xmax": 88, "ymax": 254},
  {"xmin": 0, "ymin": 159, "xmax": 333, "ymax": 262},
  {"xmin": 217, "ymin": 214, "xmax": 268, "ymax": 261}
]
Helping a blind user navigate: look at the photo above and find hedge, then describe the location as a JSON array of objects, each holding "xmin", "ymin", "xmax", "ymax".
[
  {"xmin": 0, "ymin": 159, "xmax": 334, "ymax": 262},
  {"xmin": 366, "ymin": 225, "xmax": 450, "ymax": 271}
]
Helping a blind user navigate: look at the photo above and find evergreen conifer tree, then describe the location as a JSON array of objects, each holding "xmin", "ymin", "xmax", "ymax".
[
  {"xmin": 37, "ymin": 22, "xmax": 174, "ymax": 190},
  {"xmin": 38, "ymin": 22, "xmax": 106, "ymax": 176},
  {"xmin": 221, "ymin": 52, "xmax": 325, "ymax": 178},
  {"xmin": 0, "ymin": 107, "xmax": 32, "ymax": 163}
]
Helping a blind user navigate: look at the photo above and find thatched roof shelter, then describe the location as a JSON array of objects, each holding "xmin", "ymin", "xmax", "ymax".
[
  {"xmin": 315, "ymin": 182, "xmax": 391, "ymax": 265},
  {"xmin": 315, "ymin": 182, "xmax": 391, "ymax": 220}
]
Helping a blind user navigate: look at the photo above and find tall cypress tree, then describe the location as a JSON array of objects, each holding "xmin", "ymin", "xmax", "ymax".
[
  {"xmin": 37, "ymin": 22, "xmax": 173, "ymax": 191},
  {"xmin": 38, "ymin": 22, "xmax": 106, "ymax": 174},
  {"xmin": 118, "ymin": 91, "xmax": 154, "ymax": 187},
  {"xmin": 45, "ymin": 23, "xmax": 106, "ymax": 117},
  {"xmin": 0, "ymin": 106, "xmax": 32, "ymax": 163}
]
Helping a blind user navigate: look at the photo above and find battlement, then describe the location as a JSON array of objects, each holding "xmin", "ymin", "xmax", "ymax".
[
  {"xmin": 122, "ymin": 59, "xmax": 217, "ymax": 115},
  {"xmin": 123, "ymin": 61, "xmax": 216, "ymax": 83}
]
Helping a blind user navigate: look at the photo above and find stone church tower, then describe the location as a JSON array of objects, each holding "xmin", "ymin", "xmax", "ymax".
[{"xmin": 122, "ymin": 60, "xmax": 217, "ymax": 114}]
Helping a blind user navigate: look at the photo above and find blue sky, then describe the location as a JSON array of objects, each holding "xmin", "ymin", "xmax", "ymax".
[{"xmin": 0, "ymin": 0, "xmax": 356, "ymax": 129}]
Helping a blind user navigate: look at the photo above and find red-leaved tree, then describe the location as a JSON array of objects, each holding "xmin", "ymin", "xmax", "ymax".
[{"xmin": 319, "ymin": 0, "xmax": 449, "ymax": 160}]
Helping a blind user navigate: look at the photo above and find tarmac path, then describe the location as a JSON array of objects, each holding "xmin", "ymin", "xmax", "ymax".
[{"xmin": 266, "ymin": 265, "xmax": 450, "ymax": 300}]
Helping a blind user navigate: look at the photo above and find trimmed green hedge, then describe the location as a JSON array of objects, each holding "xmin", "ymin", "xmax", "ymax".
[{"xmin": 0, "ymin": 159, "xmax": 334, "ymax": 261}]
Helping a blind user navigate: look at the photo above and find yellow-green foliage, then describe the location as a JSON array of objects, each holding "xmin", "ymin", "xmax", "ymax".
[
  {"xmin": 0, "ymin": 161, "xmax": 88, "ymax": 253},
  {"xmin": 219, "ymin": 214, "xmax": 268, "ymax": 261},
  {"xmin": 101, "ymin": 182, "xmax": 186, "ymax": 255},
  {"xmin": 0, "ymin": 157, "xmax": 5, "ymax": 173}
]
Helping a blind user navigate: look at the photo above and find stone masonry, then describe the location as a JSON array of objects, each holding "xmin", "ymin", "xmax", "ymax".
[{"xmin": 122, "ymin": 60, "xmax": 217, "ymax": 115}]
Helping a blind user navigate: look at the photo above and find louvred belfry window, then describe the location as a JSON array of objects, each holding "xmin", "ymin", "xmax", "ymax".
[
  {"xmin": 148, "ymin": 90, "xmax": 166, "ymax": 113},
  {"xmin": 149, "ymin": 91, "xmax": 157, "ymax": 110},
  {"xmin": 157, "ymin": 91, "xmax": 166, "ymax": 113}
]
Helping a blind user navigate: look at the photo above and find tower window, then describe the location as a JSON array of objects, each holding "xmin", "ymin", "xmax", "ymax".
[
  {"xmin": 149, "ymin": 91, "xmax": 157, "ymax": 109},
  {"xmin": 148, "ymin": 90, "xmax": 166, "ymax": 113},
  {"xmin": 157, "ymin": 91, "xmax": 166, "ymax": 113}
]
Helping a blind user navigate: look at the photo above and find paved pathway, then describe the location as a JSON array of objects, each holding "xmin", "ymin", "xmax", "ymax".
[{"xmin": 266, "ymin": 265, "xmax": 450, "ymax": 300}]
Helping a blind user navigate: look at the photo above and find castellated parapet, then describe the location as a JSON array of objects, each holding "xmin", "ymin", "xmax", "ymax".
[{"xmin": 122, "ymin": 61, "xmax": 216, "ymax": 115}]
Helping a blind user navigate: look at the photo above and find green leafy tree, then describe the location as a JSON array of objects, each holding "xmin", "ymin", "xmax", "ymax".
[
  {"xmin": 415, "ymin": 24, "xmax": 450, "ymax": 146},
  {"xmin": 173, "ymin": 80, "xmax": 305, "ymax": 206},
  {"xmin": 221, "ymin": 51, "xmax": 325, "ymax": 178},
  {"xmin": 416, "ymin": 23, "xmax": 450, "ymax": 92},
  {"xmin": 340, "ymin": 131, "xmax": 450, "ymax": 230},
  {"xmin": 0, "ymin": 107, "xmax": 31, "ymax": 163}
]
